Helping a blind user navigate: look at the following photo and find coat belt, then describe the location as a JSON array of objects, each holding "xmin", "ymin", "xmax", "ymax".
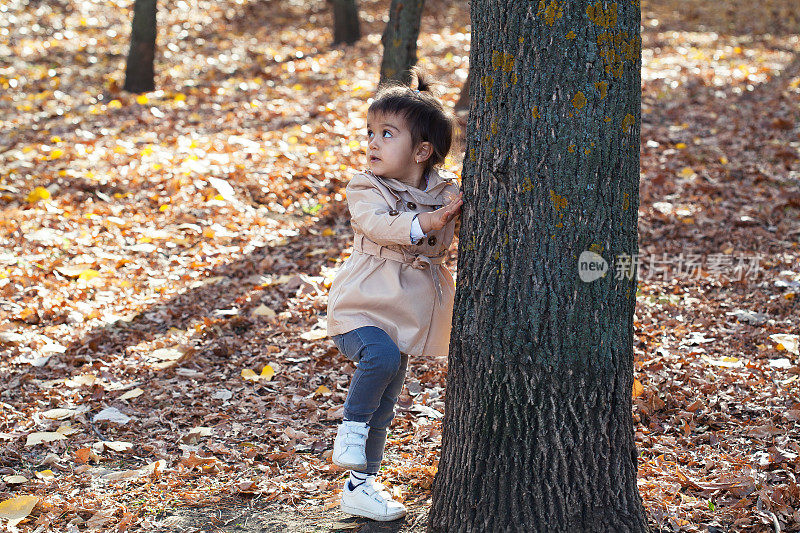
[{"xmin": 352, "ymin": 232, "xmax": 446, "ymax": 305}]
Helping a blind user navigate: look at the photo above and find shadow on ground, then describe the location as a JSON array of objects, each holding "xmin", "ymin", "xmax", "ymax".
[{"xmin": 147, "ymin": 494, "xmax": 432, "ymax": 533}]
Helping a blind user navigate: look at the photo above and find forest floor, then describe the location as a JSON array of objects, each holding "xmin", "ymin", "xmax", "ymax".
[{"xmin": 1, "ymin": 0, "xmax": 800, "ymax": 531}]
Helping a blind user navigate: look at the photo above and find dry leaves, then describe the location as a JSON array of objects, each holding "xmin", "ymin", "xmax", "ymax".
[{"xmin": 0, "ymin": 0, "xmax": 799, "ymax": 531}]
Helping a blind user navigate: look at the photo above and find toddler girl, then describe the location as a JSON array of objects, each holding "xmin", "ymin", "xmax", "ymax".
[{"xmin": 326, "ymin": 65, "xmax": 463, "ymax": 521}]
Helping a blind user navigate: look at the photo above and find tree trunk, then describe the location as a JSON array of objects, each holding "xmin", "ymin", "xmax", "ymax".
[
  {"xmin": 379, "ymin": 0, "xmax": 425, "ymax": 85},
  {"xmin": 428, "ymin": 0, "xmax": 650, "ymax": 531},
  {"xmin": 330, "ymin": 0, "xmax": 360, "ymax": 45},
  {"xmin": 123, "ymin": 0, "xmax": 157, "ymax": 93}
]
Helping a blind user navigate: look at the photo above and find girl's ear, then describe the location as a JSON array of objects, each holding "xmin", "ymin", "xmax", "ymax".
[{"xmin": 416, "ymin": 141, "xmax": 433, "ymax": 162}]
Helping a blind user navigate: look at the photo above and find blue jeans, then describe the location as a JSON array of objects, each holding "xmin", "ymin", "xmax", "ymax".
[{"xmin": 332, "ymin": 326, "xmax": 409, "ymax": 474}]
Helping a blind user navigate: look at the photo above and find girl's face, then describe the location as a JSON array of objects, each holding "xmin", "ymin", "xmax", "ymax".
[{"xmin": 366, "ymin": 112, "xmax": 419, "ymax": 182}]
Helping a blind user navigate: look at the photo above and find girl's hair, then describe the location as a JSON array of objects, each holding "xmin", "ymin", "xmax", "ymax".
[{"xmin": 368, "ymin": 65, "xmax": 460, "ymax": 174}]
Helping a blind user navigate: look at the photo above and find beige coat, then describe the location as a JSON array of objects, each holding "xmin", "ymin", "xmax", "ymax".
[{"xmin": 326, "ymin": 166, "xmax": 461, "ymax": 356}]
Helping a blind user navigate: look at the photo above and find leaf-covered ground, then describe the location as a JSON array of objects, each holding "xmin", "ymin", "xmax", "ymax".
[{"xmin": 1, "ymin": 0, "xmax": 799, "ymax": 531}]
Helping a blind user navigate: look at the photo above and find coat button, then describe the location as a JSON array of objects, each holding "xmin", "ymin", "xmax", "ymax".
[
  {"xmin": 388, "ymin": 209, "xmax": 399, "ymax": 216},
  {"xmin": 427, "ymin": 236, "xmax": 437, "ymax": 246},
  {"xmin": 407, "ymin": 201, "xmax": 417, "ymax": 210}
]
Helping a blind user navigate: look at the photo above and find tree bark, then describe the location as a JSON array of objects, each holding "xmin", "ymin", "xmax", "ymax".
[
  {"xmin": 123, "ymin": 0, "xmax": 157, "ymax": 93},
  {"xmin": 428, "ymin": 0, "xmax": 649, "ymax": 531},
  {"xmin": 379, "ymin": 0, "xmax": 425, "ymax": 85},
  {"xmin": 330, "ymin": 0, "xmax": 360, "ymax": 45}
]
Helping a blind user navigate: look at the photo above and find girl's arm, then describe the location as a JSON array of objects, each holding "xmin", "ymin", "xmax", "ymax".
[{"xmin": 346, "ymin": 172, "xmax": 418, "ymax": 246}]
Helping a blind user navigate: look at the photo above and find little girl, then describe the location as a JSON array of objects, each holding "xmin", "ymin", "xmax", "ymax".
[{"xmin": 326, "ymin": 65, "xmax": 463, "ymax": 522}]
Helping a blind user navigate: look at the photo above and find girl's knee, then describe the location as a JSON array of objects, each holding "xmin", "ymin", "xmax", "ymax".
[{"xmin": 374, "ymin": 348, "xmax": 401, "ymax": 378}]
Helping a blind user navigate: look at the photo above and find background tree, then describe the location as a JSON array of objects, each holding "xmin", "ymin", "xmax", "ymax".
[
  {"xmin": 379, "ymin": 0, "xmax": 425, "ymax": 84},
  {"xmin": 453, "ymin": 68, "xmax": 471, "ymax": 114},
  {"xmin": 329, "ymin": 0, "xmax": 360, "ymax": 45},
  {"xmin": 123, "ymin": 0, "xmax": 157, "ymax": 93},
  {"xmin": 427, "ymin": 0, "xmax": 650, "ymax": 531}
]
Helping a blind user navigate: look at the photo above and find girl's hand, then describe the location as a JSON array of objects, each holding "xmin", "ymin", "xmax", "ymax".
[{"xmin": 420, "ymin": 191, "xmax": 463, "ymax": 233}]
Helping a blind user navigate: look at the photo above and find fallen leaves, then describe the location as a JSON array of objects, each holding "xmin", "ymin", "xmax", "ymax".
[
  {"xmin": 118, "ymin": 387, "xmax": 144, "ymax": 400},
  {"xmin": 675, "ymin": 467, "xmax": 755, "ymax": 495},
  {"xmin": 99, "ymin": 441, "xmax": 134, "ymax": 452},
  {"xmin": 53, "ymin": 264, "xmax": 95, "ymax": 278},
  {"xmin": 179, "ymin": 452, "xmax": 221, "ymax": 474},
  {"xmin": 34, "ymin": 469, "xmax": 55, "ymax": 481},
  {"xmin": 64, "ymin": 374, "xmax": 100, "ymax": 388},
  {"xmin": 41, "ymin": 408, "xmax": 78, "ymax": 420},
  {"xmin": 685, "ymin": 399, "xmax": 703, "ymax": 412},
  {"xmin": 745, "ymin": 424, "xmax": 784, "ymax": 438},
  {"xmin": 242, "ymin": 364, "xmax": 276, "ymax": 382},
  {"xmin": 147, "ymin": 345, "xmax": 193, "ymax": 370},
  {"xmin": 300, "ymin": 328, "xmax": 328, "ymax": 341},
  {"xmin": 181, "ymin": 426, "xmax": 214, "ymax": 444},
  {"xmin": 632, "ymin": 378, "xmax": 644, "ymax": 398},
  {"xmin": 0, "ymin": 495, "xmax": 39, "ymax": 528},
  {"xmin": 0, "ymin": 0, "xmax": 798, "ymax": 531},
  {"xmin": 701, "ymin": 355, "xmax": 743, "ymax": 368},
  {"xmin": 770, "ymin": 333, "xmax": 799, "ymax": 356},
  {"xmin": 25, "ymin": 432, "xmax": 67, "ymax": 446},
  {"xmin": 25, "ymin": 186, "xmax": 50, "ymax": 203},
  {"xmin": 92, "ymin": 407, "xmax": 131, "ymax": 424},
  {"xmin": 86, "ymin": 507, "xmax": 116, "ymax": 531},
  {"xmin": 74, "ymin": 448, "xmax": 101, "ymax": 464},
  {"xmin": 251, "ymin": 303, "xmax": 277, "ymax": 318}
]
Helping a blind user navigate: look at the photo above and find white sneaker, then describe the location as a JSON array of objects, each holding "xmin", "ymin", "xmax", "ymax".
[
  {"xmin": 340, "ymin": 475, "xmax": 407, "ymax": 521},
  {"xmin": 332, "ymin": 420, "xmax": 369, "ymax": 470}
]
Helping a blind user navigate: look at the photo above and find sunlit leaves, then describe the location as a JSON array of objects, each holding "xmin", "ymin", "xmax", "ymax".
[
  {"xmin": 0, "ymin": 495, "xmax": 39, "ymax": 527},
  {"xmin": 632, "ymin": 378, "xmax": 644, "ymax": 398},
  {"xmin": 770, "ymin": 334, "xmax": 799, "ymax": 356},
  {"xmin": 25, "ymin": 186, "xmax": 50, "ymax": 203},
  {"xmin": 26, "ymin": 432, "xmax": 67, "ymax": 446},
  {"xmin": 242, "ymin": 365, "xmax": 275, "ymax": 382}
]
